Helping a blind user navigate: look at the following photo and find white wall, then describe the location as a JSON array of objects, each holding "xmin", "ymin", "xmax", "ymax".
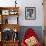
[{"xmin": 0, "ymin": 0, "xmax": 44, "ymax": 26}]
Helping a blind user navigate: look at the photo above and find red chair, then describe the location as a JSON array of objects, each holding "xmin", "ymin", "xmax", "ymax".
[{"xmin": 21, "ymin": 28, "xmax": 41, "ymax": 46}]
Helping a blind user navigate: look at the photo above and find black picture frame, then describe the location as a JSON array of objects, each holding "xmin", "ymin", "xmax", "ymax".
[{"xmin": 25, "ymin": 7, "xmax": 36, "ymax": 20}]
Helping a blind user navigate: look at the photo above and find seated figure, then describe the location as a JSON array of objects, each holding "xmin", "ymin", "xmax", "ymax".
[{"xmin": 21, "ymin": 28, "xmax": 41, "ymax": 46}]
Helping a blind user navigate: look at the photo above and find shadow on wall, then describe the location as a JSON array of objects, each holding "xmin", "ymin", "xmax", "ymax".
[{"xmin": 18, "ymin": 26, "xmax": 44, "ymax": 44}]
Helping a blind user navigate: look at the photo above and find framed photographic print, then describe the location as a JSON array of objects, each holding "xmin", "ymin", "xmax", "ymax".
[
  {"xmin": 2, "ymin": 10, "xmax": 9, "ymax": 15},
  {"xmin": 25, "ymin": 7, "xmax": 36, "ymax": 20}
]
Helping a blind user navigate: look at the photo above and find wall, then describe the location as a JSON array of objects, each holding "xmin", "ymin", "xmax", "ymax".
[
  {"xmin": 0, "ymin": 0, "xmax": 44, "ymax": 26},
  {"xmin": 18, "ymin": 0, "xmax": 44, "ymax": 26},
  {"xmin": 0, "ymin": 0, "xmax": 44, "ymax": 45}
]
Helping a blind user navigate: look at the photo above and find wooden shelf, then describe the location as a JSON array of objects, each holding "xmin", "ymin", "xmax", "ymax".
[
  {"xmin": 0, "ymin": 40, "xmax": 19, "ymax": 46},
  {"xmin": 0, "ymin": 7, "xmax": 19, "ymax": 24},
  {"xmin": 0, "ymin": 24, "xmax": 20, "ymax": 32},
  {"xmin": 0, "ymin": 7, "xmax": 19, "ymax": 10},
  {"xmin": 2, "ymin": 40, "xmax": 19, "ymax": 42},
  {"xmin": 0, "ymin": 7, "xmax": 19, "ymax": 46}
]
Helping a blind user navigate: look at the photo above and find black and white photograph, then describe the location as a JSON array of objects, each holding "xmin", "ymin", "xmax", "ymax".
[{"xmin": 25, "ymin": 7, "xmax": 36, "ymax": 20}]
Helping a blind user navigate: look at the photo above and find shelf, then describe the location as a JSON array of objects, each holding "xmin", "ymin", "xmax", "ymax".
[
  {"xmin": 0, "ymin": 7, "xmax": 19, "ymax": 46},
  {"xmin": 0, "ymin": 24, "xmax": 19, "ymax": 32},
  {"xmin": 1, "ymin": 15, "xmax": 18, "ymax": 24},
  {"xmin": 0, "ymin": 7, "xmax": 19, "ymax": 16},
  {"xmin": 0, "ymin": 7, "xmax": 19, "ymax": 24},
  {"xmin": 0, "ymin": 13, "xmax": 19, "ymax": 16},
  {"xmin": 1, "ymin": 40, "xmax": 19, "ymax": 46},
  {"xmin": 2, "ymin": 40, "xmax": 19, "ymax": 43}
]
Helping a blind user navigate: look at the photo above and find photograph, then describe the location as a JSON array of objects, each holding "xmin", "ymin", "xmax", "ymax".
[{"xmin": 25, "ymin": 7, "xmax": 36, "ymax": 20}]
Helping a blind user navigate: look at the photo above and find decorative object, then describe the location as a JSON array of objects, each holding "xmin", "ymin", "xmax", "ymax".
[
  {"xmin": 2, "ymin": 16, "xmax": 8, "ymax": 24},
  {"xmin": 25, "ymin": 7, "xmax": 36, "ymax": 20},
  {"xmin": 9, "ymin": 10, "xmax": 18, "ymax": 15},
  {"xmin": 13, "ymin": 32, "xmax": 18, "ymax": 41},
  {"xmin": 2, "ymin": 28, "xmax": 13, "ymax": 41},
  {"xmin": 15, "ymin": 0, "xmax": 17, "ymax": 7},
  {"xmin": 5, "ymin": 18, "xmax": 8, "ymax": 24},
  {"xmin": 2, "ymin": 10, "xmax": 9, "ymax": 15}
]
